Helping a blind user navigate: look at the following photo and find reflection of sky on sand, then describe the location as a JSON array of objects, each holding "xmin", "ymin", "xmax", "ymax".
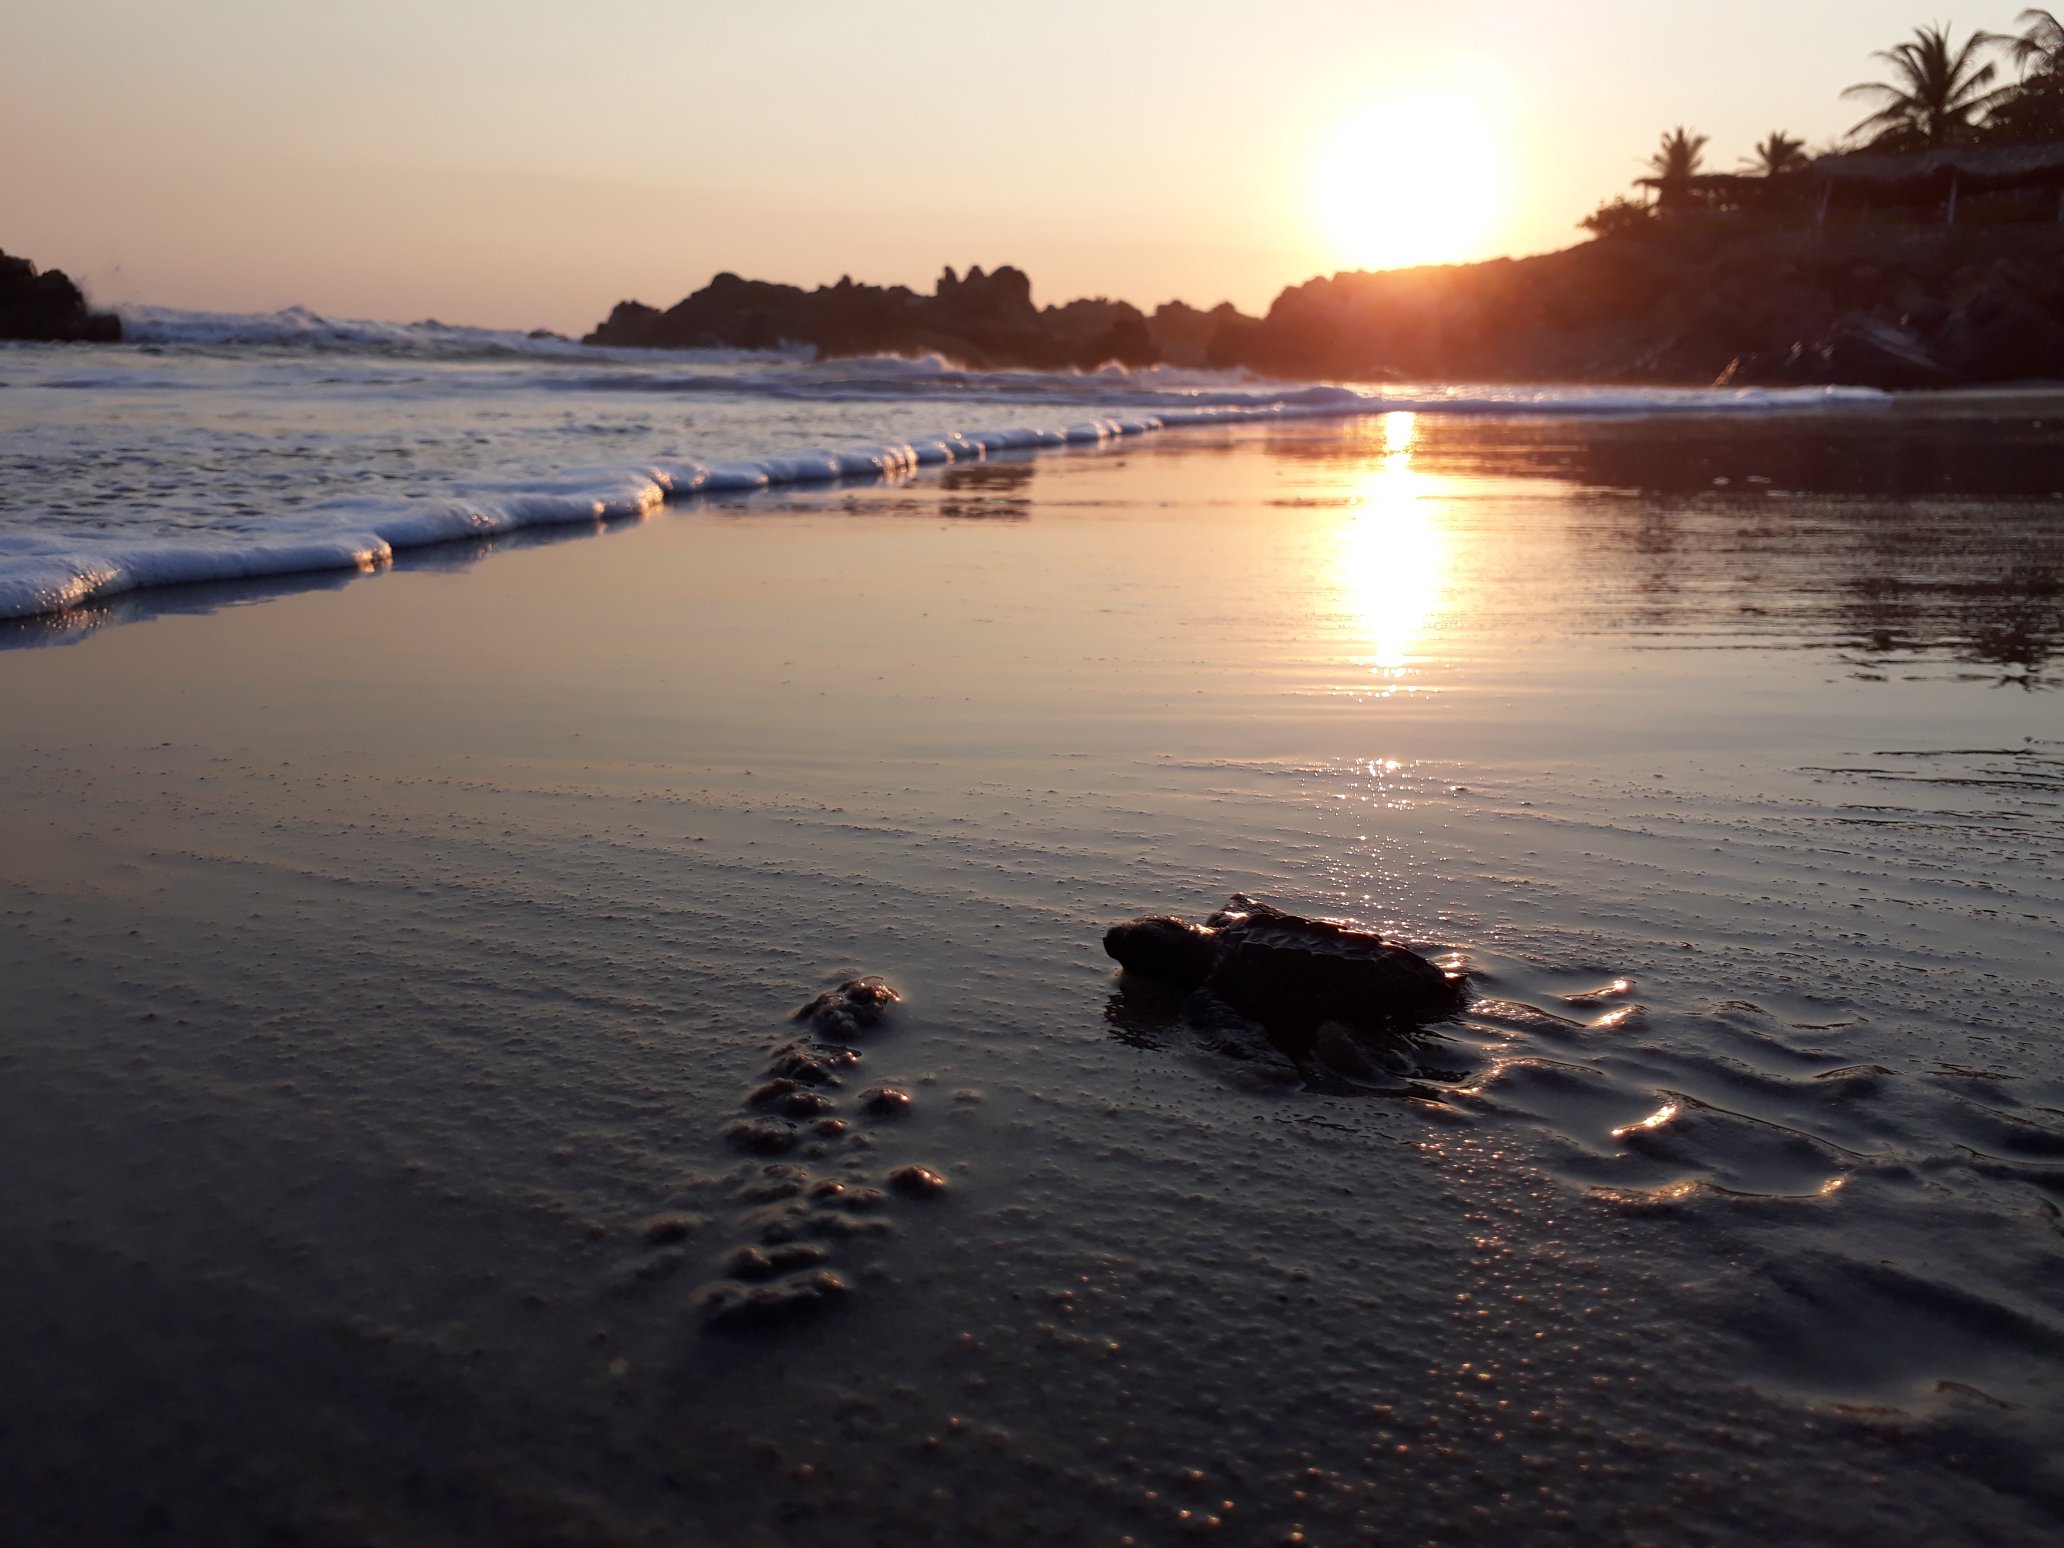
[{"xmin": 1332, "ymin": 412, "xmax": 1448, "ymax": 690}]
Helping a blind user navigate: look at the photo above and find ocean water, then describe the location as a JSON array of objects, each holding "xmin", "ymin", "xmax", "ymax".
[
  {"xmin": 1, "ymin": 319, "xmax": 2061, "ymax": 1546},
  {"xmin": 0, "ymin": 308, "xmax": 1881, "ymax": 625}
]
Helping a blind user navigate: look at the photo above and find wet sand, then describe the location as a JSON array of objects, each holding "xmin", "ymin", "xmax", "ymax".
[{"xmin": 2, "ymin": 408, "xmax": 2060, "ymax": 1545}]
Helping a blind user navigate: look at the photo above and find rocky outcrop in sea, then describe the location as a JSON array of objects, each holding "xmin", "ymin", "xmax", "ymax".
[
  {"xmin": 590, "ymin": 265, "xmax": 1144, "ymax": 369},
  {"xmin": 1, "ymin": 249, "xmax": 120, "ymax": 343},
  {"xmin": 586, "ymin": 264, "xmax": 1257, "ymax": 371}
]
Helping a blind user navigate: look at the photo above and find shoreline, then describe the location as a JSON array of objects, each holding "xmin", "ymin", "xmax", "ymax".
[
  {"xmin": 5, "ymin": 345, "xmax": 2058, "ymax": 642},
  {"xmin": 1887, "ymin": 381, "xmax": 2064, "ymax": 413},
  {"xmin": 0, "ymin": 369, "xmax": 1909, "ymax": 632},
  {"xmin": 11, "ymin": 382, "xmax": 2061, "ymax": 643}
]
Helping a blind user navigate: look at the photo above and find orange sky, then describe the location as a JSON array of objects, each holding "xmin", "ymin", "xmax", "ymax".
[{"xmin": 3, "ymin": 1, "xmax": 2032, "ymax": 330}]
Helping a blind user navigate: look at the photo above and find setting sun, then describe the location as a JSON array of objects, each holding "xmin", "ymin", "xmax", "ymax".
[{"xmin": 1312, "ymin": 91, "xmax": 1510, "ymax": 272}]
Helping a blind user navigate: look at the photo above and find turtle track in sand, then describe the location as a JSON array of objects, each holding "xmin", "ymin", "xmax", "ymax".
[{"xmin": 630, "ymin": 977, "xmax": 956, "ymax": 1332}]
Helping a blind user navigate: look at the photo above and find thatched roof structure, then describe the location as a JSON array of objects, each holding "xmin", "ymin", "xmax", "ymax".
[{"xmin": 1811, "ymin": 144, "xmax": 2064, "ymax": 194}]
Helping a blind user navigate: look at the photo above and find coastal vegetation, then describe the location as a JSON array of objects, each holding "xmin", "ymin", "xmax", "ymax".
[
  {"xmin": 1742, "ymin": 132, "xmax": 1811, "ymax": 177},
  {"xmin": 1844, "ymin": 22, "xmax": 2016, "ymax": 148},
  {"xmin": 1647, "ymin": 128, "xmax": 1711, "ymax": 182},
  {"xmin": 1583, "ymin": 12, "xmax": 2064, "ymax": 234},
  {"xmin": 1988, "ymin": 7, "xmax": 2064, "ymax": 136},
  {"xmin": 1578, "ymin": 197, "xmax": 1657, "ymax": 240}
]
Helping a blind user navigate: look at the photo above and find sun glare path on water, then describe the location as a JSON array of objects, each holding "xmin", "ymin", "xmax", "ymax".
[
  {"xmin": 1313, "ymin": 91, "xmax": 1510, "ymax": 273},
  {"xmin": 1335, "ymin": 411, "xmax": 1449, "ymax": 687}
]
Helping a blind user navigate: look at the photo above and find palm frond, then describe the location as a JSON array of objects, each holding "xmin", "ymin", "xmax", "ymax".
[
  {"xmin": 2005, "ymin": 8, "xmax": 2064, "ymax": 73},
  {"xmin": 1842, "ymin": 23, "xmax": 2017, "ymax": 144}
]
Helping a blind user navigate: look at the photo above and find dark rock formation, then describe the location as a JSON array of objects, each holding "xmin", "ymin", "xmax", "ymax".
[
  {"xmin": 0, "ymin": 249, "xmax": 120, "ymax": 343},
  {"xmin": 1105, "ymin": 894, "xmax": 1464, "ymax": 1028},
  {"xmin": 1147, "ymin": 299, "xmax": 1261, "ymax": 368},
  {"xmin": 1714, "ymin": 316, "xmax": 1956, "ymax": 391},
  {"xmin": 588, "ymin": 225, "xmax": 2064, "ymax": 387},
  {"xmin": 588, "ymin": 264, "xmax": 1246, "ymax": 370},
  {"xmin": 1215, "ymin": 226, "xmax": 2064, "ymax": 390}
]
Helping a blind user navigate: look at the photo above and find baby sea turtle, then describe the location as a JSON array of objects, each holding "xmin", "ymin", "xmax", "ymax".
[{"xmin": 1103, "ymin": 894, "xmax": 1462, "ymax": 1027}]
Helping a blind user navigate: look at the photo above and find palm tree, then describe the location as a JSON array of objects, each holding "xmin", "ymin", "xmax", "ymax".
[
  {"xmin": 1646, "ymin": 126, "xmax": 1709, "ymax": 181},
  {"xmin": 1985, "ymin": 8, "xmax": 2064, "ymax": 139},
  {"xmin": 2001, "ymin": 8, "xmax": 2064, "ymax": 76},
  {"xmin": 1741, "ymin": 131, "xmax": 1810, "ymax": 176},
  {"xmin": 1843, "ymin": 23, "xmax": 2014, "ymax": 148}
]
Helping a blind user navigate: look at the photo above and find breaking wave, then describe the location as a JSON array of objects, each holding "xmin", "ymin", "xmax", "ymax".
[
  {"xmin": 0, "ymin": 313, "xmax": 1892, "ymax": 623},
  {"xmin": 114, "ymin": 304, "xmax": 801, "ymax": 364}
]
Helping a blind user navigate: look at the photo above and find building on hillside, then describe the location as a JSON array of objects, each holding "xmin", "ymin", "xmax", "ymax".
[
  {"xmin": 1638, "ymin": 144, "xmax": 2064, "ymax": 228},
  {"xmin": 1635, "ymin": 171, "xmax": 1812, "ymax": 220},
  {"xmin": 1808, "ymin": 144, "xmax": 2064, "ymax": 227}
]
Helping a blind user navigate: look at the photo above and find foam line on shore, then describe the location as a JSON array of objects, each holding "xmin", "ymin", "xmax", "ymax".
[
  {"xmin": 0, "ymin": 391, "xmax": 1884, "ymax": 624},
  {"xmin": 525, "ymin": 362, "xmax": 1900, "ymax": 415}
]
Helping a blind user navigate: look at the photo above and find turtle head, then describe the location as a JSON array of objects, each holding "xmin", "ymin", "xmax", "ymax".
[{"xmin": 1102, "ymin": 915, "xmax": 1216, "ymax": 990}]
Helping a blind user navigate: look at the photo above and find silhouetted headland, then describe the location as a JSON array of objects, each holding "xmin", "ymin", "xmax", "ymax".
[
  {"xmin": 1246, "ymin": 223, "xmax": 2064, "ymax": 389},
  {"xmin": 586, "ymin": 264, "xmax": 1250, "ymax": 371},
  {"xmin": 592, "ymin": 225, "xmax": 2064, "ymax": 389},
  {"xmin": 0, "ymin": 248, "xmax": 120, "ymax": 343}
]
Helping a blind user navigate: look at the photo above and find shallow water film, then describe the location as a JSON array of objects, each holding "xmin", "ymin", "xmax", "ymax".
[{"xmin": 2, "ymin": 408, "xmax": 2060, "ymax": 1546}]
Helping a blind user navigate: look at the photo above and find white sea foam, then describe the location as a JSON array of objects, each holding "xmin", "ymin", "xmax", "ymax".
[
  {"xmin": 114, "ymin": 304, "xmax": 805, "ymax": 364},
  {"xmin": 0, "ymin": 322, "xmax": 1892, "ymax": 625}
]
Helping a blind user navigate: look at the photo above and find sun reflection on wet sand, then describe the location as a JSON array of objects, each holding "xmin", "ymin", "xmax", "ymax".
[
  {"xmin": 1611, "ymin": 1100, "xmax": 1682, "ymax": 1139},
  {"xmin": 1333, "ymin": 412, "xmax": 1450, "ymax": 689}
]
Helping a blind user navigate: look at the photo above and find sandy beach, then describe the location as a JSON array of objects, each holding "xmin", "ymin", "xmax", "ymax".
[{"xmin": 2, "ymin": 406, "xmax": 2059, "ymax": 1544}]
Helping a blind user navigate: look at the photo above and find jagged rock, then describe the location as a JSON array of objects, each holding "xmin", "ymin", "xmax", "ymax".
[
  {"xmin": 0, "ymin": 249, "xmax": 120, "ymax": 343},
  {"xmin": 935, "ymin": 263, "xmax": 1037, "ymax": 328},
  {"xmin": 586, "ymin": 265, "xmax": 1222, "ymax": 368},
  {"xmin": 1718, "ymin": 316, "xmax": 1953, "ymax": 390},
  {"xmin": 1934, "ymin": 280, "xmax": 2064, "ymax": 381},
  {"xmin": 1146, "ymin": 300, "xmax": 1222, "ymax": 367},
  {"xmin": 585, "ymin": 226, "xmax": 2064, "ymax": 387},
  {"xmin": 1824, "ymin": 317, "xmax": 1953, "ymax": 387}
]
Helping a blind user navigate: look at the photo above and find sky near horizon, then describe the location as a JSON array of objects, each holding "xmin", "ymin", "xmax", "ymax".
[{"xmin": 4, "ymin": 1, "xmax": 2043, "ymax": 332}]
